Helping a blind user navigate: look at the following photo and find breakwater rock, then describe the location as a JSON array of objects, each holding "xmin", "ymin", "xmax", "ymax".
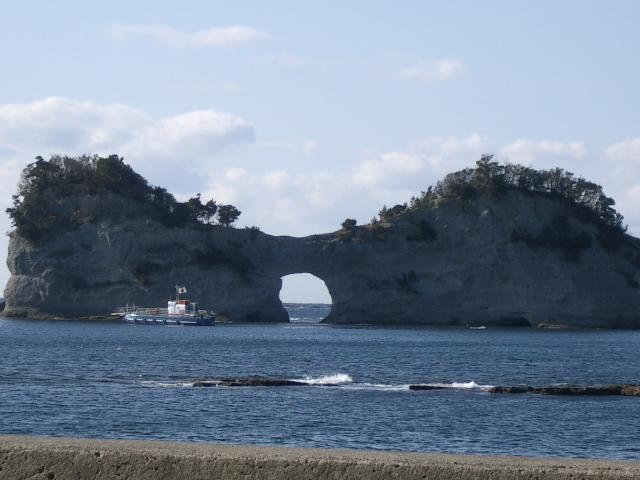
[
  {"xmin": 488, "ymin": 384, "xmax": 640, "ymax": 396},
  {"xmin": 408, "ymin": 384, "xmax": 451, "ymax": 391},
  {"xmin": 4, "ymin": 155, "xmax": 640, "ymax": 327},
  {"xmin": 193, "ymin": 377, "xmax": 315, "ymax": 387}
]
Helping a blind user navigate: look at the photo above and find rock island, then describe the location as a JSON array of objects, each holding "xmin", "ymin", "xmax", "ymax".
[{"xmin": 3, "ymin": 154, "xmax": 640, "ymax": 328}]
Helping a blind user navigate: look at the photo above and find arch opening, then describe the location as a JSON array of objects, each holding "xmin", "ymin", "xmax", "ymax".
[{"xmin": 279, "ymin": 273, "xmax": 332, "ymax": 323}]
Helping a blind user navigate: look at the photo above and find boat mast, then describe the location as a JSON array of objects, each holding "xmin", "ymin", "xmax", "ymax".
[{"xmin": 175, "ymin": 284, "xmax": 180, "ymax": 302}]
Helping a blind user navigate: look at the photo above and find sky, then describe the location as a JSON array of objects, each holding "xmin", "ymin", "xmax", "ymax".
[{"xmin": 1, "ymin": 1, "xmax": 640, "ymax": 302}]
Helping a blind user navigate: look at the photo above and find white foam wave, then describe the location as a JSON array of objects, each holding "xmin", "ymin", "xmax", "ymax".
[
  {"xmin": 140, "ymin": 376, "xmax": 492, "ymax": 392},
  {"xmin": 419, "ymin": 381, "xmax": 494, "ymax": 391},
  {"xmin": 343, "ymin": 383, "xmax": 410, "ymax": 392},
  {"xmin": 294, "ymin": 373, "xmax": 353, "ymax": 385},
  {"xmin": 140, "ymin": 380, "xmax": 194, "ymax": 388}
]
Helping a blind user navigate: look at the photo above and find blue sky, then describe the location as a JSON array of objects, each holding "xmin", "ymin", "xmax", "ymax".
[{"xmin": 1, "ymin": 1, "xmax": 640, "ymax": 302}]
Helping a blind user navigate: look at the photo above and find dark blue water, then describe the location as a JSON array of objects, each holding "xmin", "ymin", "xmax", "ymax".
[{"xmin": 1, "ymin": 303, "xmax": 639, "ymax": 460}]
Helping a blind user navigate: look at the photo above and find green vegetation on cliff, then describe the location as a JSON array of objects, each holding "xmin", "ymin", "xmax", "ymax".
[
  {"xmin": 380, "ymin": 155, "xmax": 626, "ymax": 233},
  {"xmin": 7, "ymin": 155, "xmax": 242, "ymax": 240}
]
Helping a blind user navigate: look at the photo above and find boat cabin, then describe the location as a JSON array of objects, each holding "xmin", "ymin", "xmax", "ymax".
[{"xmin": 167, "ymin": 299, "xmax": 199, "ymax": 315}]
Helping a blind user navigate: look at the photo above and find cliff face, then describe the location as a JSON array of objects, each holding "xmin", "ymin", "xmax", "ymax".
[{"xmin": 4, "ymin": 190, "xmax": 640, "ymax": 327}]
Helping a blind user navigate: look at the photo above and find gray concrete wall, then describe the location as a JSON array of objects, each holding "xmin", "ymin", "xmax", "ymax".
[{"xmin": 1, "ymin": 435, "xmax": 639, "ymax": 479}]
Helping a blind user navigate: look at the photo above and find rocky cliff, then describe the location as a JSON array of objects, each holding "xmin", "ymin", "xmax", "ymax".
[{"xmin": 4, "ymin": 156, "xmax": 640, "ymax": 327}]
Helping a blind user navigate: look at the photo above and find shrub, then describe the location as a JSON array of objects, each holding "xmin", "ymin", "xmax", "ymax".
[
  {"xmin": 217, "ymin": 204, "xmax": 241, "ymax": 227},
  {"xmin": 245, "ymin": 225, "xmax": 261, "ymax": 240},
  {"xmin": 341, "ymin": 218, "xmax": 357, "ymax": 230},
  {"xmin": 379, "ymin": 204, "xmax": 407, "ymax": 221}
]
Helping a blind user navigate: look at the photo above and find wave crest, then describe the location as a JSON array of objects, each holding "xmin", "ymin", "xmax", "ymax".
[
  {"xmin": 140, "ymin": 380, "xmax": 194, "ymax": 388},
  {"xmin": 294, "ymin": 373, "xmax": 353, "ymax": 385},
  {"xmin": 416, "ymin": 381, "xmax": 494, "ymax": 391}
]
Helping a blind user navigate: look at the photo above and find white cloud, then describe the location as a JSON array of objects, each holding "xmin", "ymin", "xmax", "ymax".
[
  {"xmin": 0, "ymin": 97, "xmax": 146, "ymax": 153},
  {"xmin": 0, "ymin": 97, "xmax": 253, "ymax": 164},
  {"xmin": 196, "ymin": 134, "xmax": 489, "ymax": 235},
  {"xmin": 399, "ymin": 59, "xmax": 463, "ymax": 83},
  {"xmin": 354, "ymin": 133, "xmax": 489, "ymax": 189},
  {"xmin": 353, "ymin": 152, "xmax": 426, "ymax": 187},
  {"xmin": 107, "ymin": 23, "xmax": 269, "ymax": 47},
  {"xmin": 605, "ymin": 138, "xmax": 640, "ymax": 163},
  {"xmin": 348, "ymin": 134, "xmax": 489, "ymax": 208},
  {"xmin": 123, "ymin": 110, "xmax": 253, "ymax": 160},
  {"xmin": 500, "ymin": 139, "xmax": 586, "ymax": 167}
]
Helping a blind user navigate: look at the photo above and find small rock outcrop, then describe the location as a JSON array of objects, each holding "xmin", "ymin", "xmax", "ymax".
[
  {"xmin": 4, "ymin": 155, "xmax": 640, "ymax": 327},
  {"xmin": 192, "ymin": 377, "xmax": 309, "ymax": 387},
  {"xmin": 488, "ymin": 384, "xmax": 640, "ymax": 396},
  {"xmin": 485, "ymin": 386, "xmax": 534, "ymax": 394}
]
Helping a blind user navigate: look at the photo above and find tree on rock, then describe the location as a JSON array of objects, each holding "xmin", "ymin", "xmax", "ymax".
[
  {"xmin": 203, "ymin": 200, "xmax": 218, "ymax": 224},
  {"xmin": 341, "ymin": 218, "xmax": 357, "ymax": 230},
  {"xmin": 217, "ymin": 204, "xmax": 241, "ymax": 227}
]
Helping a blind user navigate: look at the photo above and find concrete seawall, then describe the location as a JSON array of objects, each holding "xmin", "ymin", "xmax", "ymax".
[{"xmin": 1, "ymin": 435, "xmax": 640, "ymax": 479}]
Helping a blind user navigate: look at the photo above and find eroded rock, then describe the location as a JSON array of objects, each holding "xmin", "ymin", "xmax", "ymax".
[{"xmin": 5, "ymin": 187, "xmax": 640, "ymax": 327}]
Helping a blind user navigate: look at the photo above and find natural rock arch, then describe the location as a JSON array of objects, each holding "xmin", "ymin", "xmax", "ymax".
[
  {"xmin": 279, "ymin": 273, "xmax": 333, "ymax": 322},
  {"xmin": 4, "ymin": 172, "xmax": 640, "ymax": 327}
]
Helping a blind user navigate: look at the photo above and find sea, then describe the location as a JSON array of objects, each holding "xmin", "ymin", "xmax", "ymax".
[{"xmin": 1, "ymin": 303, "xmax": 639, "ymax": 460}]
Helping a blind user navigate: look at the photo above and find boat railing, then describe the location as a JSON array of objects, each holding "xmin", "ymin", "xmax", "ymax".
[
  {"xmin": 116, "ymin": 306, "xmax": 212, "ymax": 317},
  {"xmin": 115, "ymin": 305, "xmax": 139, "ymax": 314},
  {"xmin": 115, "ymin": 306, "xmax": 169, "ymax": 315}
]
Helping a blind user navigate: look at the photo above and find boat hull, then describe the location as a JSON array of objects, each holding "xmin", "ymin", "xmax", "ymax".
[{"xmin": 123, "ymin": 313, "xmax": 215, "ymax": 326}]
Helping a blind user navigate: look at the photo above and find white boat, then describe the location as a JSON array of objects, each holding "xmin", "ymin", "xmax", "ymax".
[{"xmin": 117, "ymin": 285, "xmax": 215, "ymax": 326}]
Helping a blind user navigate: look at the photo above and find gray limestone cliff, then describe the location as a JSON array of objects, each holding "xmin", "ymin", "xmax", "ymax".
[{"xmin": 4, "ymin": 156, "xmax": 640, "ymax": 327}]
